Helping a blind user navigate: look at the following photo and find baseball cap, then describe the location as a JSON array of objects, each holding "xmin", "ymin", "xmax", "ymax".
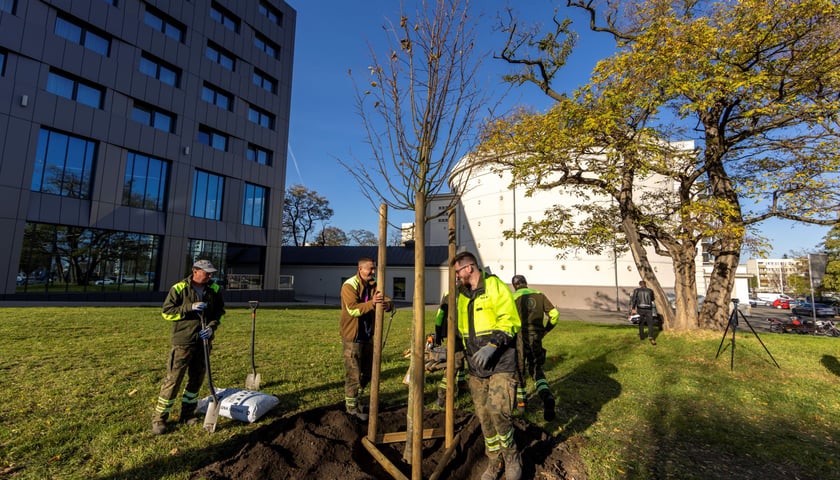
[
  {"xmin": 193, "ymin": 259, "xmax": 217, "ymax": 273},
  {"xmin": 511, "ymin": 275, "xmax": 527, "ymax": 286}
]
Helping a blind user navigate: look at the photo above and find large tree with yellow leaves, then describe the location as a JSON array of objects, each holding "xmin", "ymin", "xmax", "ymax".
[{"xmin": 478, "ymin": 0, "xmax": 840, "ymax": 329}]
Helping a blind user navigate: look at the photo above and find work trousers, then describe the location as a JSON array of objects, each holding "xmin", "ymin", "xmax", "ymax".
[
  {"xmin": 153, "ymin": 343, "xmax": 205, "ymax": 421},
  {"xmin": 468, "ymin": 372, "xmax": 517, "ymax": 458},
  {"xmin": 342, "ymin": 338, "xmax": 373, "ymax": 401}
]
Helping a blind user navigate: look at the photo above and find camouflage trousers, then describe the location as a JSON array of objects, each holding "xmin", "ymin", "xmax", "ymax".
[
  {"xmin": 342, "ymin": 339, "xmax": 373, "ymax": 403},
  {"xmin": 468, "ymin": 372, "xmax": 517, "ymax": 458},
  {"xmin": 153, "ymin": 343, "xmax": 205, "ymax": 422}
]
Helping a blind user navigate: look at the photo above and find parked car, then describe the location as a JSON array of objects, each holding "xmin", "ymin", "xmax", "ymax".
[
  {"xmin": 94, "ymin": 278, "xmax": 115, "ymax": 285},
  {"xmin": 791, "ymin": 302, "xmax": 836, "ymax": 318},
  {"xmin": 772, "ymin": 297, "xmax": 793, "ymax": 309}
]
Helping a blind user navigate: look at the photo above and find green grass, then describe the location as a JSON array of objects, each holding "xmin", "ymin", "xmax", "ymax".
[{"xmin": 0, "ymin": 307, "xmax": 838, "ymax": 479}]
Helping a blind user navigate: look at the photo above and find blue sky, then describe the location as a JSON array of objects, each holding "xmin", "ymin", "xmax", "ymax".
[{"xmin": 284, "ymin": 0, "xmax": 829, "ymax": 258}]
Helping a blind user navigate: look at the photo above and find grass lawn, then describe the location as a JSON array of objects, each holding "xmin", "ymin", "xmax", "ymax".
[{"xmin": 0, "ymin": 305, "xmax": 838, "ymax": 479}]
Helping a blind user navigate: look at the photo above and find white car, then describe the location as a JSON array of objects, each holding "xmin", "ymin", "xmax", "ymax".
[{"xmin": 95, "ymin": 278, "xmax": 115, "ymax": 285}]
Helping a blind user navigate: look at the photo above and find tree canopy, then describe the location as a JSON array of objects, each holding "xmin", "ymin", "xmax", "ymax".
[
  {"xmin": 282, "ymin": 184, "xmax": 334, "ymax": 246},
  {"xmin": 478, "ymin": 0, "xmax": 840, "ymax": 330}
]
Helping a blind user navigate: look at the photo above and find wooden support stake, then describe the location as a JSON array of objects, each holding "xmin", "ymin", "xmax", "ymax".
[
  {"xmin": 367, "ymin": 203, "xmax": 388, "ymax": 442},
  {"xmin": 362, "ymin": 436, "xmax": 408, "ymax": 480}
]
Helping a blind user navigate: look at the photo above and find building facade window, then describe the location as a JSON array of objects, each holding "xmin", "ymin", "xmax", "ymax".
[
  {"xmin": 191, "ymin": 170, "xmax": 224, "ymax": 220},
  {"xmin": 197, "ymin": 125, "xmax": 228, "ymax": 151},
  {"xmin": 258, "ymin": 1, "xmax": 282, "ymax": 26},
  {"xmin": 242, "ymin": 183, "xmax": 266, "ymax": 227},
  {"xmin": 247, "ymin": 105, "xmax": 274, "ymax": 129},
  {"xmin": 206, "ymin": 42, "xmax": 235, "ymax": 71},
  {"xmin": 0, "ymin": 0, "xmax": 15, "ymax": 14},
  {"xmin": 139, "ymin": 53, "xmax": 180, "ymax": 87},
  {"xmin": 253, "ymin": 32, "xmax": 280, "ymax": 59},
  {"xmin": 186, "ymin": 239, "xmax": 226, "ymax": 278},
  {"xmin": 143, "ymin": 4, "xmax": 185, "ymax": 42},
  {"xmin": 392, "ymin": 277, "xmax": 406, "ymax": 300},
  {"xmin": 18, "ymin": 223, "xmax": 160, "ymax": 292},
  {"xmin": 31, "ymin": 128, "xmax": 95, "ymax": 199},
  {"xmin": 252, "ymin": 68, "xmax": 277, "ymax": 93},
  {"xmin": 201, "ymin": 83, "xmax": 233, "ymax": 111},
  {"xmin": 0, "ymin": 51, "xmax": 6, "ymax": 76},
  {"xmin": 131, "ymin": 102, "xmax": 174, "ymax": 132},
  {"xmin": 46, "ymin": 70, "xmax": 104, "ymax": 108},
  {"xmin": 123, "ymin": 152, "xmax": 168, "ymax": 211},
  {"xmin": 246, "ymin": 143, "xmax": 271, "ymax": 165},
  {"xmin": 210, "ymin": 2, "xmax": 240, "ymax": 33},
  {"xmin": 54, "ymin": 15, "xmax": 110, "ymax": 56}
]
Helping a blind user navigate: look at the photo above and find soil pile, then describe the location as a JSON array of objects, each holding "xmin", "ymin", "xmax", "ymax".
[{"xmin": 191, "ymin": 404, "xmax": 587, "ymax": 479}]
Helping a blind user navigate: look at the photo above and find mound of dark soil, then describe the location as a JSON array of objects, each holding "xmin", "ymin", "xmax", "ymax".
[{"xmin": 191, "ymin": 404, "xmax": 587, "ymax": 480}]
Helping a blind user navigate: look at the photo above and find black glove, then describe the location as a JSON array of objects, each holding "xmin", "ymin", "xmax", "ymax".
[{"xmin": 471, "ymin": 344, "xmax": 497, "ymax": 369}]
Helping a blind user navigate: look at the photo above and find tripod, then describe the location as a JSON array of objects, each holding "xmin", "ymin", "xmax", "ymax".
[{"xmin": 715, "ymin": 299, "xmax": 780, "ymax": 370}]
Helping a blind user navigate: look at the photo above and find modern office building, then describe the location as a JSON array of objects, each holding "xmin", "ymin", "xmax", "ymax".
[{"xmin": 0, "ymin": 0, "xmax": 295, "ymax": 300}]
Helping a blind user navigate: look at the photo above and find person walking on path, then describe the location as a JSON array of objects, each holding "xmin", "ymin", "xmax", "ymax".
[
  {"xmin": 452, "ymin": 251, "xmax": 523, "ymax": 480},
  {"xmin": 511, "ymin": 275, "xmax": 559, "ymax": 421},
  {"xmin": 152, "ymin": 259, "xmax": 226, "ymax": 435},
  {"xmin": 630, "ymin": 280, "xmax": 657, "ymax": 345},
  {"xmin": 339, "ymin": 256, "xmax": 391, "ymax": 421}
]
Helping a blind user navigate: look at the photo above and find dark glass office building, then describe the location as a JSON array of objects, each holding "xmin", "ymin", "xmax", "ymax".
[{"xmin": 0, "ymin": 0, "xmax": 295, "ymax": 300}]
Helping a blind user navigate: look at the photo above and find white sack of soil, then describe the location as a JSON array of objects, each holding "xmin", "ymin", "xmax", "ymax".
[{"xmin": 196, "ymin": 388, "xmax": 279, "ymax": 423}]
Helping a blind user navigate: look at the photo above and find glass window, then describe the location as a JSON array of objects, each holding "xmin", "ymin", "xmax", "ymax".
[
  {"xmin": 201, "ymin": 83, "xmax": 233, "ymax": 111},
  {"xmin": 46, "ymin": 70, "xmax": 103, "ymax": 108},
  {"xmin": 1, "ymin": 0, "xmax": 15, "ymax": 14},
  {"xmin": 55, "ymin": 16, "xmax": 110, "ymax": 56},
  {"xmin": 191, "ymin": 170, "xmax": 224, "ymax": 220},
  {"xmin": 123, "ymin": 152, "xmax": 168, "ymax": 211},
  {"xmin": 253, "ymin": 33, "xmax": 279, "ymax": 59},
  {"xmin": 258, "ymin": 1, "xmax": 282, "ymax": 26},
  {"xmin": 242, "ymin": 183, "xmax": 266, "ymax": 227},
  {"xmin": 131, "ymin": 102, "xmax": 174, "ymax": 133},
  {"xmin": 246, "ymin": 144, "xmax": 271, "ymax": 166},
  {"xmin": 18, "ymin": 223, "xmax": 160, "ymax": 292},
  {"xmin": 197, "ymin": 125, "xmax": 228, "ymax": 151},
  {"xmin": 392, "ymin": 277, "xmax": 406, "ymax": 300},
  {"xmin": 210, "ymin": 2, "xmax": 240, "ymax": 33},
  {"xmin": 252, "ymin": 69, "xmax": 277, "ymax": 93},
  {"xmin": 206, "ymin": 42, "xmax": 235, "ymax": 71},
  {"xmin": 248, "ymin": 106, "xmax": 274, "ymax": 129},
  {"xmin": 31, "ymin": 128, "xmax": 95, "ymax": 199},
  {"xmin": 139, "ymin": 53, "xmax": 180, "ymax": 87},
  {"xmin": 0, "ymin": 51, "xmax": 5, "ymax": 76},
  {"xmin": 143, "ymin": 6, "xmax": 185, "ymax": 42}
]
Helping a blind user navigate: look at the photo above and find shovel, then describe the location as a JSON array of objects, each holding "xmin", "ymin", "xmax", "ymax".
[
  {"xmin": 245, "ymin": 300, "xmax": 261, "ymax": 390},
  {"xmin": 200, "ymin": 312, "xmax": 221, "ymax": 433}
]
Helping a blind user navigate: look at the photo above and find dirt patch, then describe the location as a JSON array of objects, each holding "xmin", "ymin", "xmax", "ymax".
[{"xmin": 191, "ymin": 404, "xmax": 588, "ymax": 479}]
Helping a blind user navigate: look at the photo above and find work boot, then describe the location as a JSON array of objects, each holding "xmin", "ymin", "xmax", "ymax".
[
  {"xmin": 151, "ymin": 420, "xmax": 167, "ymax": 435},
  {"xmin": 436, "ymin": 388, "xmax": 446, "ymax": 408},
  {"xmin": 179, "ymin": 405, "xmax": 197, "ymax": 425},
  {"xmin": 346, "ymin": 406, "xmax": 369, "ymax": 421},
  {"xmin": 480, "ymin": 456, "xmax": 504, "ymax": 480},
  {"xmin": 502, "ymin": 448, "xmax": 522, "ymax": 480},
  {"xmin": 543, "ymin": 395, "xmax": 556, "ymax": 421}
]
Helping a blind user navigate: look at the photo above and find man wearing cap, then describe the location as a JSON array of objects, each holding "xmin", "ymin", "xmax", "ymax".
[
  {"xmin": 452, "ymin": 251, "xmax": 522, "ymax": 480},
  {"xmin": 152, "ymin": 259, "xmax": 226, "ymax": 435},
  {"xmin": 511, "ymin": 275, "xmax": 560, "ymax": 421}
]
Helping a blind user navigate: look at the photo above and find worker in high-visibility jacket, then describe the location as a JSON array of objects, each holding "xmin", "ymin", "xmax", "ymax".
[
  {"xmin": 452, "ymin": 251, "xmax": 522, "ymax": 480},
  {"xmin": 152, "ymin": 259, "xmax": 225, "ymax": 435},
  {"xmin": 511, "ymin": 275, "xmax": 559, "ymax": 422}
]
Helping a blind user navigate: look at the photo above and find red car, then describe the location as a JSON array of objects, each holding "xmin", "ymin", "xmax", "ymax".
[{"xmin": 772, "ymin": 298, "xmax": 792, "ymax": 309}]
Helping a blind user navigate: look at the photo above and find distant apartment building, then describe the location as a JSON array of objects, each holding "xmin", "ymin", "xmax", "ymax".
[
  {"xmin": 0, "ymin": 0, "xmax": 295, "ymax": 299},
  {"xmin": 745, "ymin": 258, "xmax": 801, "ymax": 294}
]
